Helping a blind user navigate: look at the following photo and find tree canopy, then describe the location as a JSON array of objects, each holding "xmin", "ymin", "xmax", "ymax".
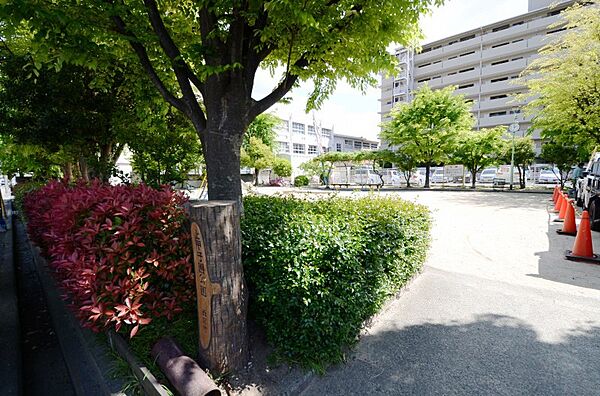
[
  {"xmin": 521, "ymin": 0, "xmax": 600, "ymax": 146},
  {"xmin": 452, "ymin": 127, "xmax": 504, "ymax": 188},
  {"xmin": 0, "ymin": 0, "xmax": 443, "ymax": 203},
  {"xmin": 380, "ymin": 84, "xmax": 474, "ymax": 187}
]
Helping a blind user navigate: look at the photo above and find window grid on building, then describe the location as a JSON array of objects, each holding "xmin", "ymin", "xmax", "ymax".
[
  {"xmin": 292, "ymin": 122, "xmax": 305, "ymax": 135},
  {"xmin": 293, "ymin": 143, "xmax": 305, "ymax": 154},
  {"xmin": 308, "ymin": 145, "xmax": 318, "ymax": 155}
]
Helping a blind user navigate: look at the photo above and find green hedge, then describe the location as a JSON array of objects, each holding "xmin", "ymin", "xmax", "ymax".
[
  {"xmin": 241, "ymin": 195, "xmax": 431, "ymax": 371},
  {"xmin": 293, "ymin": 175, "xmax": 309, "ymax": 187}
]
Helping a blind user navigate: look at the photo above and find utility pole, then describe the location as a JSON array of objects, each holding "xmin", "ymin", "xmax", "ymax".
[{"xmin": 508, "ymin": 108, "xmax": 520, "ymax": 191}]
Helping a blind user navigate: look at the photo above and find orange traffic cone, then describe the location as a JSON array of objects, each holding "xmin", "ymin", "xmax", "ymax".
[
  {"xmin": 566, "ymin": 210, "xmax": 600, "ymax": 264},
  {"xmin": 554, "ymin": 191, "xmax": 564, "ymax": 212},
  {"xmin": 557, "ymin": 199, "xmax": 577, "ymax": 236},
  {"xmin": 552, "ymin": 186, "xmax": 559, "ymax": 202},
  {"xmin": 558, "ymin": 195, "xmax": 569, "ymax": 220}
]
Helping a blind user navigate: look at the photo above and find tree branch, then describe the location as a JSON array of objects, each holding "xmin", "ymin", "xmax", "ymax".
[
  {"xmin": 110, "ymin": 12, "xmax": 187, "ymax": 116},
  {"xmin": 143, "ymin": 0, "xmax": 206, "ymax": 130}
]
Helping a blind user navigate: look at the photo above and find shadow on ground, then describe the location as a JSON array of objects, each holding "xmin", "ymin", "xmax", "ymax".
[
  {"xmin": 434, "ymin": 190, "xmax": 550, "ymax": 211},
  {"xmin": 533, "ymin": 205, "xmax": 600, "ymax": 292},
  {"xmin": 299, "ymin": 314, "xmax": 600, "ymax": 396}
]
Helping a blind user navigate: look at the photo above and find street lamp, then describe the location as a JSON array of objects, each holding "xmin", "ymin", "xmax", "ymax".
[{"xmin": 508, "ymin": 107, "xmax": 520, "ymax": 191}]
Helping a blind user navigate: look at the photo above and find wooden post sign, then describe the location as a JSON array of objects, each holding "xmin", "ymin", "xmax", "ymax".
[{"xmin": 188, "ymin": 201, "xmax": 248, "ymax": 374}]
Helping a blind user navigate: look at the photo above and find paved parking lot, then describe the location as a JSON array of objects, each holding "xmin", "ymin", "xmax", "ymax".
[{"xmin": 269, "ymin": 189, "xmax": 600, "ymax": 395}]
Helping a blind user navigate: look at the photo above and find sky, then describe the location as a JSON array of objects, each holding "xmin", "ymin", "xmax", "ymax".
[{"xmin": 252, "ymin": 0, "xmax": 528, "ymax": 141}]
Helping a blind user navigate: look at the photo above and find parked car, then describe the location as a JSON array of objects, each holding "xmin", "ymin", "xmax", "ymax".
[
  {"xmin": 431, "ymin": 168, "xmax": 450, "ymax": 183},
  {"xmin": 538, "ymin": 169, "xmax": 560, "ymax": 184},
  {"xmin": 478, "ymin": 168, "xmax": 497, "ymax": 183},
  {"xmin": 352, "ymin": 168, "xmax": 382, "ymax": 186},
  {"xmin": 399, "ymin": 170, "xmax": 425, "ymax": 186}
]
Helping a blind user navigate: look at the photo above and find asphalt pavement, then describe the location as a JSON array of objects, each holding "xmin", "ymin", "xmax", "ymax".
[{"xmin": 259, "ymin": 190, "xmax": 600, "ymax": 395}]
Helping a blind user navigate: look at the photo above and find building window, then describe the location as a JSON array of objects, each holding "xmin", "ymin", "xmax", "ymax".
[
  {"xmin": 512, "ymin": 21, "xmax": 524, "ymax": 26},
  {"xmin": 547, "ymin": 27, "xmax": 566, "ymax": 35},
  {"xmin": 460, "ymin": 51, "xmax": 475, "ymax": 57},
  {"xmin": 511, "ymin": 56, "xmax": 523, "ymax": 61},
  {"xmin": 308, "ymin": 145, "xmax": 318, "ymax": 155},
  {"xmin": 512, "ymin": 38, "xmax": 524, "ymax": 43},
  {"xmin": 421, "ymin": 47, "xmax": 432, "ymax": 53},
  {"xmin": 336, "ymin": 143, "xmax": 342, "ymax": 152},
  {"xmin": 293, "ymin": 143, "xmax": 305, "ymax": 154},
  {"xmin": 492, "ymin": 24, "xmax": 509, "ymax": 32},
  {"xmin": 307, "ymin": 125, "xmax": 316, "ymax": 135},
  {"xmin": 280, "ymin": 120, "xmax": 289, "ymax": 130},
  {"xmin": 489, "ymin": 111, "xmax": 507, "ymax": 117},
  {"xmin": 448, "ymin": 40, "xmax": 458, "ymax": 45},
  {"xmin": 322, "ymin": 146, "xmax": 328, "ymax": 153},
  {"xmin": 509, "ymin": 109, "xmax": 521, "ymax": 114},
  {"xmin": 292, "ymin": 122, "xmax": 305, "ymax": 134},
  {"xmin": 418, "ymin": 62, "xmax": 431, "ymax": 68},
  {"xmin": 448, "ymin": 71, "xmax": 457, "ymax": 76},
  {"xmin": 490, "ymin": 94, "xmax": 508, "ymax": 100},
  {"xmin": 460, "ymin": 34, "xmax": 475, "ymax": 42},
  {"xmin": 432, "ymin": 75, "xmax": 441, "ymax": 80},
  {"xmin": 433, "ymin": 60, "xmax": 442, "ymax": 64},
  {"xmin": 354, "ymin": 141, "xmax": 362, "ymax": 150},
  {"xmin": 432, "ymin": 45, "xmax": 442, "ymax": 50},
  {"xmin": 458, "ymin": 83, "xmax": 474, "ymax": 89},
  {"xmin": 417, "ymin": 77, "xmax": 431, "ymax": 83},
  {"xmin": 322, "ymin": 128, "xmax": 332, "ymax": 137},
  {"xmin": 459, "ymin": 67, "xmax": 475, "ymax": 73},
  {"xmin": 344, "ymin": 139, "xmax": 353, "ymax": 146},
  {"xmin": 491, "ymin": 76, "xmax": 509, "ymax": 83},
  {"xmin": 278, "ymin": 141, "xmax": 289, "ymax": 153},
  {"xmin": 491, "ymin": 59, "xmax": 509, "ymax": 66},
  {"xmin": 491, "ymin": 42, "xmax": 510, "ymax": 48},
  {"xmin": 394, "ymin": 97, "xmax": 399, "ymax": 103},
  {"xmin": 371, "ymin": 143, "xmax": 378, "ymax": 149},
  {"xmin": 448, "ymin": 55, "xmax": 458, "ymax": 60}
]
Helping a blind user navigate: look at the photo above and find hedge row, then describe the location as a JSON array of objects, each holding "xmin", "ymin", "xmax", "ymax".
[
  {"xmin": 24, "ymin": 180, "xmax": 195, "ymax": 337},
  {"xmin": 241, "ymin": 195, "xmax": 431, "ymax": 370}
]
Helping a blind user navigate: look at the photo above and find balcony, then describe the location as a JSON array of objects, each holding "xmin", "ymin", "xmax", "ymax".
[
  {"xmin": 413, "ymin": 61, "xmax": 444, "ymax": 78},
  {"xmin": 443, "ymin": 69, "xmax": 480, "ymax": 85},
  {"xmin": 454, "ymin": 85, "xmax": 480, "ymax": 98},
  {"xmin": 414, "ymin": 46, "xmax": 445, "ymax": 63},
  {"xmin": 443, "ymin": 52, "xmax": 481, "ymax": 70},
  {"xmin": 483, "ymin": 58, "xmax": 527, "ymax": 78},
  {"xmin": 481, "ymin": 40, "xmax": 529, "ymax": 62},
  {"xmin": 482, "ymin": 23, "xmax": 528, "ymax": 45},
  {"xmin": 527, "ymin": 13, "xmax": 561, "ymax": 32},
  {"xmin": 478, "ymin": 96, "xmax": 524, "ymax": 111},
  {"xmin": 480, "ymin": 79, "xmax": 521, "ymax": 95}
]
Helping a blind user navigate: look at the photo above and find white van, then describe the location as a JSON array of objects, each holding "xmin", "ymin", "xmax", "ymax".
[
  {"xmin": 479, "ymin": 168, "xmax": 497, "ymax": 183},
  {"xmin": 352, "ymin": 168, "xmax": 382, "ymax": 186}
]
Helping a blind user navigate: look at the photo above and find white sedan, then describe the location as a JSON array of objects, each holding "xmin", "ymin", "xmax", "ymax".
[{"xmin": 538, "ymin": 170, "xmax": 559, "ymax": 184}]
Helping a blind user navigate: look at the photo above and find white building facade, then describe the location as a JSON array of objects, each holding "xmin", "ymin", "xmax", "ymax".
[
  {"xmin": 272, "ymin": 112, "xmax": 379, "ymax": 177},
  {"xmin": 380, "ymin": 0, "xmax": 574, "ymax": 153}
]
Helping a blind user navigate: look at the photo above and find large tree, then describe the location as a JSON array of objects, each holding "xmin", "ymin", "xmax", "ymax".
[
  {"xmin": 521, "ymin": 0, "xmax": 600, "ymax": 146},
  {"xmin": 541, "ymin": 139, "xmax": 591, "ymax": 188},
  {"xmin": 380, "ymin": 84, "xmax": 474, "ymax": 188},
  {"xmin": 452, "ymin": 127, "xmax": 504, "ymax": 188},
  {"xmin": 1, "ymin": 0, "xmax": 442, "ymax": 205}
]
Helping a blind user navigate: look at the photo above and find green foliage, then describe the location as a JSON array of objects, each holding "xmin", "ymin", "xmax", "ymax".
[
  {"xmin": 272, "ymin": 157, "xmax": 292, "ymax": 178},
  {"xmin": 0, "ymin": 136, "xmax": 63, "ymax": 180},
  {"xmin": 521, "ymin": 0, "xmax": 600, "ymax": 146},
  {"xmin": 0, "ymin": 0, "xmax": 442, "ymax": 201},
  {"xmin": 452, "ymin": 127, "xmax": 505, "ymax": 188},
  {"xmin": 12, "ymin": 181, "xmax": 45, "ymax": 217},
  {"xmin": 293, "ymin": 175, "xmax": 309, "ymax": 187},
  {"xmin": 541, "ymin": 140, "xmax": 591, "ymax": 187},
  {"xmin": 241, "ymin": 195, "xmax": 431, "ymax": 371},
  {"xmin": 380, "ymin": 84, "xmax": 474, "ymax": 187},
  {"xmin": 244, "ymin": 114, "xmax": 280, "ymax": 151},
  {"xmin": 127, "ymin": 108, "xmax": 203, "ymax": 187},
  {"xmin": 501, "ymin": 136, "xmax": 536, "ymax": 189}
]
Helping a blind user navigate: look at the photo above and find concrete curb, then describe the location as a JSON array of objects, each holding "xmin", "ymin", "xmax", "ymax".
[
  {"xmin": 301, "ymin": 186, "xmax": 554, "ymax": 195},
  {"xmin": 26, "ymin": 238, "xmax": 110, "ymax": 396},
  {"xmin": 0, "ymin": 203, "xmax": 21, "ymax": 396}
]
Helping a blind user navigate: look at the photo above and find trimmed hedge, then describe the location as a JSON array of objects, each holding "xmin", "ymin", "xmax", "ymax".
[
  {"xmin": 293, "ymin": 175, "xmax": 309, "ymax": 187},
  {"xmin": 241, "ymin": 195, "xmax": 430, "ymax": 371}
]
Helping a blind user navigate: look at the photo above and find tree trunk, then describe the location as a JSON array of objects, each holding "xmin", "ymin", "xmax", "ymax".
[
  {"xmin": 79, "ymin": 158, "xmax": 90, "ymax": 182},
  {"xmin": 471, "ymin": 170, "xmax": 477, "ymax": 189},
  {"xmin": 254, "ymin": 168, "xmax": 260, "ymax": 186},
  {"xmin": 424, "ymin": 164, "xmax": 431, "ymax": 188},
  {"xmin": 62, "ymin": 162, "xmax": 73, "ymax": 182},
  {"xmin": 188, "ymin": 201, "xmax": 248, "ymax": 374}
]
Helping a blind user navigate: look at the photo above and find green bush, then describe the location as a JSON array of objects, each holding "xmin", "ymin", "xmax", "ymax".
[
  {"xmin": 294, "ymin": 175, "xmax": 309, "ymax": 187},
  {"xmin": 13, "ymin": 180, "xmax": 44, "ymax": 217},
  {"xmin": 241, "ymin": 195, "xmax": 431, "ymax": 371}
]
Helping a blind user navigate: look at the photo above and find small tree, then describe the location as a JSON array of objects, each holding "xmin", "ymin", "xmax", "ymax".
[
  {"xmin": 452, "ymin": 127, "xmax": 504, "ymax": 188},
  {"xmin": 303, "ymin": 152, "xmax": 359, "ymax": 188},
  {"xmin": 272, "ymin": 158, "xmax": 292, "ymax": 179},
  {"xmin": 541, "ymin": 139, "xmax": 591, "ymax": 188},
  {"xmin": 502, "ymin": 136, "xmax": 536, "ymax": 189},
  {"xmin": 380, "ymin": 84, "xmax": 474, "ymax": 188}
]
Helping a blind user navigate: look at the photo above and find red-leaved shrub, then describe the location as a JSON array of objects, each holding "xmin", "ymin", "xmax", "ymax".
[{"xmin": 23, "ymin": 180, "xmax": 194, "ymax": 337}]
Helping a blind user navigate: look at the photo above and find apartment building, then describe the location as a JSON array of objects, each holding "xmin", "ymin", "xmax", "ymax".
[
  {"xmin": 273, "ymin": 112, "xmax": 379, "ymax": 176},
  {"xmin": 380, "ymin": 0, "xmax": 575, "ymax": 153}
]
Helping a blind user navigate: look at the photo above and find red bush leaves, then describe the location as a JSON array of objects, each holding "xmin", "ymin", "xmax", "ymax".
[{"xmin": 24, "ymin": 180, "xmax": 194, "ymax": 337}]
